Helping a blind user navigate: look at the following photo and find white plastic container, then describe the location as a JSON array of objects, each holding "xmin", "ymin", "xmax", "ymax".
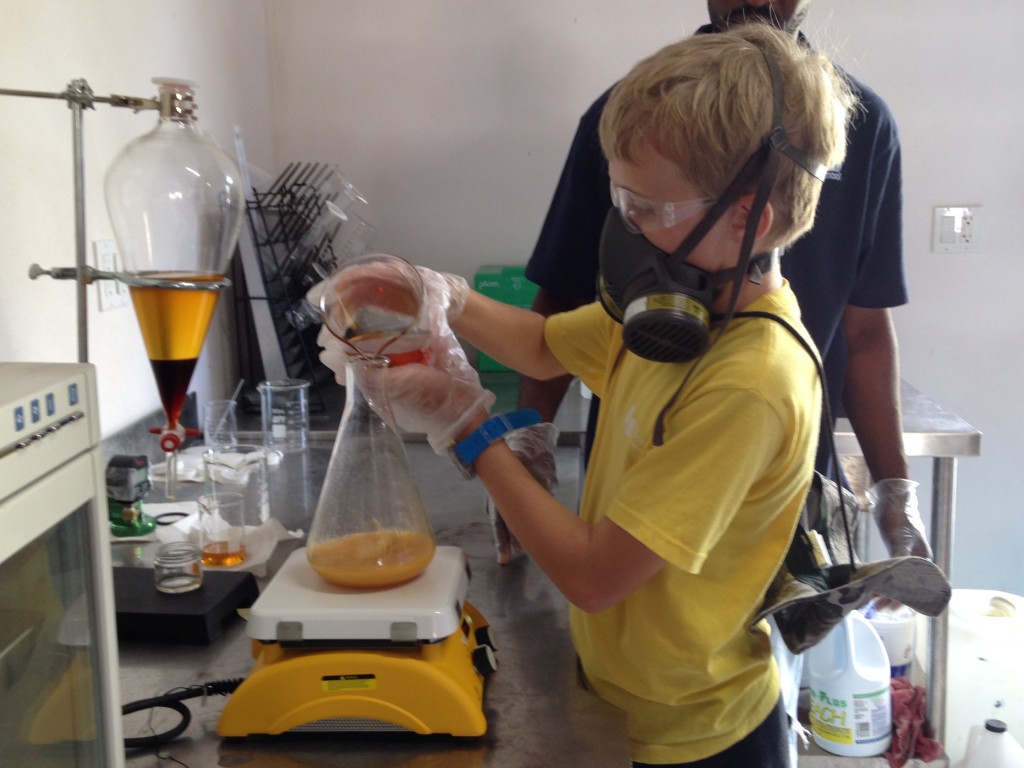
[
  {"xmin": 946, "ymin": 590, "xmax": 1024, "ymax": 765},
  {"xmin": 806, "ymin": 611, "xmax": 892, "ymax": 757},
  {"xmin": 863, "ymin": 602, "xmax": 916, "ymax": 679},
  {"xmin": 952, "ymin": 719, "xmax": 1024, "ymax": 768}
]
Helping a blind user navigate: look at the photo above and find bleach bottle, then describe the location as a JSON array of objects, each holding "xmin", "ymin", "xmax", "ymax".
[{"xmin": 806, "ymin": 610, "xmax": 892, "ymax": 756}]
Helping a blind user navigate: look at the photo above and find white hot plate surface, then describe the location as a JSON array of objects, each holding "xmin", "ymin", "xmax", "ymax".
[{"xmin": 246, "ymin": 545, "xmax": 468, "ymax": 643}]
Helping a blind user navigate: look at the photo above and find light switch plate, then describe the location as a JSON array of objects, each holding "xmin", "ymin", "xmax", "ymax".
[
  {"xmin": 93, "ymin": 239, "xmax": 130, "ymax": 311},
  {"xmin": 931, "ymin": 206, "xmax": 980, "ymax": 254}
]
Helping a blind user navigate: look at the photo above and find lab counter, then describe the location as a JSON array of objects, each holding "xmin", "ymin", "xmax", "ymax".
[
  {"xmin": 115, "ymin": 441, "xmax": 631, "ymax": 767},
  {"xmin": 116, "ymin": 376, "xmax": 978, "ymax": 765}
]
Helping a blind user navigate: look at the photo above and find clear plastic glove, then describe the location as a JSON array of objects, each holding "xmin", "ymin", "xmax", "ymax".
[
  {"xmin": 506, "ymin": 423, "xmax": 559, "ymax": 491},
  {"xmin": 309, "ymin": 254, "xmax": 428, "ymax": 362},
  {"xmin": 309, "ymin": 260, "xmax": 468, "ymax": 382},
  {"xmin": 416, "ymin": 266, "xmax": 469, "ymax": 322},
  {"xmin": 487, "ymin": 423, "xmax": 559, "ymax": 564},
  {"xmin": 316, "ymin": 324, "xmax": 349, "ymax": 386},
  {"xmin": 363, "ymin": 350, "xmax": 495, "ymax": 454},
  {"xmin": 311, "ymin": 260, "xmax": 495, "ymax": 453},
  {"xmin": 866, "ymin": 478, "xmax": 933, "ymax": 559},
  {"xmin": 380, "ymin": 264, "xmax": 492, "ymax": 452}
]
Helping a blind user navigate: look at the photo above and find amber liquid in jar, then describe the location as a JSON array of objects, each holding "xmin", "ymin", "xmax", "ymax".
[
  {"xmin": 308, "ymin": 530, "xmax": 435, "ymax": 588},
  {"xmin": 201, "ymin": 541, "xmax": 247, "ymax": 567}
]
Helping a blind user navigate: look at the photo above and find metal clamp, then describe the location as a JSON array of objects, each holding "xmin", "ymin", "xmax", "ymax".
[{"xmin": 29, "ymin": 263, "xmax": 231, "ymax": 291}]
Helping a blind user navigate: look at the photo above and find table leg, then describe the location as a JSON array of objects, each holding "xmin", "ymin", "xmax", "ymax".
[{"xmin": 927, "ymin": 455, "xmax": 957, "ymax": 742}]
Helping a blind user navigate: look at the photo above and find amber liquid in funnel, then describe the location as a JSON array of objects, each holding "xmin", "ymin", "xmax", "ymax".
[{"xmin": 129, "ymin": 272, "xmax": 222, "ymax": 428}]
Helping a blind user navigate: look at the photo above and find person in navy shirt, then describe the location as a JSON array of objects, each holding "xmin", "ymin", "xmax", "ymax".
[{"xmin": 520, "ymin": 1, "xmax": 927, "ymax": 560}]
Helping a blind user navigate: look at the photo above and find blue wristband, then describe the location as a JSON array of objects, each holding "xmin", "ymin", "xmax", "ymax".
[{"xmin": 450, "ymin": 409, "xmax": 542, "ymax": 478}]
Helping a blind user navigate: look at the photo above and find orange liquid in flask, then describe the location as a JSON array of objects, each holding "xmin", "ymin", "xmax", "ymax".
[{"xmin": 309, "ymin": 530, "xmax": 435, "ymax": 588}]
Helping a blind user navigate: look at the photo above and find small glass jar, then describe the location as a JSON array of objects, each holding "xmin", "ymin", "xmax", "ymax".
[{"xmin": 154, "ymin": 541, "xmax": 203, "ymax": 594}]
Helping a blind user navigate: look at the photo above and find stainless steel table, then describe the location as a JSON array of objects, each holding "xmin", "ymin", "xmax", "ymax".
[
  {"xmin": 833, "ymin": 380, "xmax": 981, "ymax": 744},
  {"xmin": 115, "ymin": 443, "xmax": 630, "ymax": 767}
]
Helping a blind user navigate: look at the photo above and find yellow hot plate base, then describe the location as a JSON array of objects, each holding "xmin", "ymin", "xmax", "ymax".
[{"xmin": 218, "ymin": 602, "xmax": 494, "ymax": 738}]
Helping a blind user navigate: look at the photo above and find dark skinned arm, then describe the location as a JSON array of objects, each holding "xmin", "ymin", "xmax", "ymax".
[{"xmin": 842, "ymin": 305, "xmax": 930, "ymax": 559}]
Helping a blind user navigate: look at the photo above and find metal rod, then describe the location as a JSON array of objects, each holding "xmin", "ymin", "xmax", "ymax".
[
  {"xmin": 29, "ymin": 263, "xmax": 230, "ymax": 291},
  {"xmin": 0, "ymin": 87, "xmax": 70, "ymax": 100},
  {"xmin": 927, "ymin": 455, "xmax": 957, "ymax": 744},
  {"xmin": 1, "ymin": 79, "xmax": 161, "ymax": 365},
  {"xmin": 71, "ymin": 94, "xmax": 89, "ymax": 363},
  {"xmin": 0, "ymin": 85, "xmax": 158, "ymax": 111}
]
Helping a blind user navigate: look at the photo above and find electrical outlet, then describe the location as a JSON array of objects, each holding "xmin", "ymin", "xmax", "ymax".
[
  {"xmin": 931, "ymin": 206, "xmax": 981, "ymax": 254},
  {"xmin": 93, "ymin": 240, "xmax": 130, "ymax": 311}
]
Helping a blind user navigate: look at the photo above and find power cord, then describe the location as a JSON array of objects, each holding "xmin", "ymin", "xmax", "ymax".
[{"xmin": 122, "ymin": 677, "xmax": 243, "ymax": 750}]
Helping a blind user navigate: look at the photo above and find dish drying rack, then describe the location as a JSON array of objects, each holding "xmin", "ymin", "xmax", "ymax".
[{"xmin": 234, "ymin": 162, "xmax": 375, "ymax": 413}]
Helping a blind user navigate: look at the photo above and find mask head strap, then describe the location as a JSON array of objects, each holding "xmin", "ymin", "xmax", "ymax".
[
  {"xmin": 687, "ymin": 45, "xmax": 787, "ymax": 354},
  {"xmin": 761, "ymin": 43, "xmax": 829, "ymax": 183},
  {"xmin": 652, "ymin": 45, "xmax": 800, "ymax": 445}
]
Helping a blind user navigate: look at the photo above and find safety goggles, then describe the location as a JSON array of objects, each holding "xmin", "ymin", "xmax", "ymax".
[{"xmin": 609, "ymin": 182, "xmax": 716, "ymax": 235}]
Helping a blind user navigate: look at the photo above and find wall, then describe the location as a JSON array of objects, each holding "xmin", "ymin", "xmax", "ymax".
[
  {"xmin": 0, "ymin": 1, "xmax": 276, "ymax": 437},
  {"xmin": 1, "ymin": 2, "xmax": 1019, "ymax": 595},
  {"xmin": 264, "ymin": 1, "xmax": 1024, "ymax": 594}
]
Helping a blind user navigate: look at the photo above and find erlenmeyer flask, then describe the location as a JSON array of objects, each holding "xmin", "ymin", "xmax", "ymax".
[{"xmin": 307, "ymin": 358, "xmax": 435, "ymax": 588}]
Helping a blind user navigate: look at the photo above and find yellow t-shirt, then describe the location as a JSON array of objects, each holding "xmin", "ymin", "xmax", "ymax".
[{"xmin": 544, "ymin": 283, "xmax": 820, "ymax": 764}]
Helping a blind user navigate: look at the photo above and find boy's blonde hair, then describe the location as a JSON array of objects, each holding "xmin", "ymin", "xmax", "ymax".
[{"xmin": 599, "ymin": 24, "xmax": 856, "ymax": 250}]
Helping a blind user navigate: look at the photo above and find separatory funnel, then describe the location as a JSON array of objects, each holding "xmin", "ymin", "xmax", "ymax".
[{"xmin": 104, "ymin": 78, "xmax": 245, "ymax": 497}]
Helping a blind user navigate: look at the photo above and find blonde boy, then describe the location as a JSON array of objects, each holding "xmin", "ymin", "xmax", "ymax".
[{"xmin": 321, "ymin": 23, "xmax": 854, "ymax": 767}]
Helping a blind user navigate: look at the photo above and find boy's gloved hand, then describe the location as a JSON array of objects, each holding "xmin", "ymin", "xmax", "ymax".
[
  {"xmin": 505, "ymin": 423, "xmax": 559, "ymax": 491},
  {"xmin": 866, "ymin": 478, "xmax": 933, "ymax": 559},
  {"xmin": 305, "ymin": 255, "xmax": 467, "ymax": 336},
  {"xmin": 381, "ymin": 266, "xmax": 491, "ymax": 452},
  {"xmin": 487, "ymin": 423, "xmax": 559, "ymax": 564},
  {"xmin": 365, "ymin": 353, "xmax": 495, "ymax": 455},
  {"xmin": 311, "ymin": 262, "xmax": 494, "ymax": 454},
  {"xmin": 316, "ymin": 325, "xmax": 350, "ymax": 386}
]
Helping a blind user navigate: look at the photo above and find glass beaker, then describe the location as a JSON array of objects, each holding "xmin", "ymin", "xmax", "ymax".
[
  {"xmin": 197, "ymin": 492, "xmax": 247, "ymax": 567},
  {"xmin": 202, "ymin": 444, "xmax": 271, "ymax": 528},
  {"xmin": 203, "ymin": 399, "xmax": 238, "ymax": 450},
  {"xmin": 257, "ymin": 379, "xmax": 310, "ymax": 454},
  {"xmin": 318, "ymin": 253, "xmax": 431, "ymax": 366},
  {"xmin": 307, "ymin": 358, "xmax": 435, "ymax": 588}
]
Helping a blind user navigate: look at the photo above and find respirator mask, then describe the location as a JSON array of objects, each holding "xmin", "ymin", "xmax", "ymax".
[{"xmin": 597, "ymin": 47, "xmax": 827, "ymax": 364}]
